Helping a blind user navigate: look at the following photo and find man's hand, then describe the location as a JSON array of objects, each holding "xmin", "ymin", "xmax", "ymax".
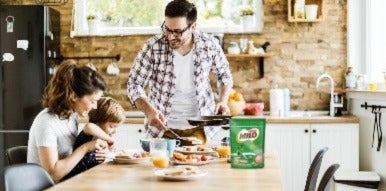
[
  {"xmin": 134, "ymin": 97, "xmax": 167, "ymax": 131},
  {"xmin": 215, "ymin": 101, "xmax": 230, "ymax": 115},
  {"xmin": 216, "ymin": 84, "xmax": 232, "ymax": 115},
  {"xmin": 147, "ymin": 109, "xmax": 167, "ymax": 130}
]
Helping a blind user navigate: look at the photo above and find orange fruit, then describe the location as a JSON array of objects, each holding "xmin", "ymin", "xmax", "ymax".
[{"xmin": 233, "ymin": 92, "xmax": 244, "ymax": 101}]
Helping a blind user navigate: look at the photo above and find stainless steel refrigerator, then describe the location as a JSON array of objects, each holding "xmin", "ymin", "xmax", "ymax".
[{"xmin": 0, "ymin": 5, "xmax": 60, "ymax": 186}]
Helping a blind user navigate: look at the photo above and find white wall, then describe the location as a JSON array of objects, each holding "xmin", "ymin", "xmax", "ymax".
[{"xmin": 347, "ymin": 92, "xmax": 386, "ymax": 190}]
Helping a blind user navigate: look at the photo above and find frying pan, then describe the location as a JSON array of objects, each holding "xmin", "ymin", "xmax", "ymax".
[{"xmin": 187, "ymin": 115, "xmax": 231, "ymax": 126}]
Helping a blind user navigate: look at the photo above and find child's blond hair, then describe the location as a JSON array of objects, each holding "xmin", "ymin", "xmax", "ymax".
[{"xmin": 88, "ymin": 97, "xmax": 125, "ymax": 124}]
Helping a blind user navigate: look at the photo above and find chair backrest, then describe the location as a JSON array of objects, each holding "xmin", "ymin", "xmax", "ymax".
[
  {"xmin": 317, "ymin": 164, "xmax": 340, "ymax": 191},
  {"xmin": 304, "ymin": 147, "xmax": 328, "ymax": 191},
  {"xmin": 3, "ymin": 163, "xmax": 54, "ymax": 191},
  {"xmin": 6, "ymin": 146, "xmax": 28, "ymax": 165}
]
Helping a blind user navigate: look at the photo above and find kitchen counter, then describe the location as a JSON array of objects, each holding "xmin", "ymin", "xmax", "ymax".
[{"xmin": 80, "ymin": 111, "xmax": 359, "ymax": 124}]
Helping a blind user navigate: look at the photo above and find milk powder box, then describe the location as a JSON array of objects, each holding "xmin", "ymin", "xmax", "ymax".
[{"xmin": 230, "ymin": 117, "xmax": 265, "ymax": 169}]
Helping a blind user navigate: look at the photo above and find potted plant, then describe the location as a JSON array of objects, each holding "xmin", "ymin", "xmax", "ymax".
[
  {"xmin": 239, "ymin": 7, "xmax": 255, "ymax": 30},
  {"xmin": 86, "ymin": 14, "xmax": 100, "ymax": 34},
  {"xmin": 240, "ymin": 7, "xmax": 255, "ymax": 16}
]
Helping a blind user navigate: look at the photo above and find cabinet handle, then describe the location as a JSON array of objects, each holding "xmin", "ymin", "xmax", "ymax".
[
  {"xmin": 312, "ymin": 129, "xmax": 317, "ymax": 133},
  {"xmin": 138, "ymin": 129, "xmax": 142, "ymax": 133},
  {"xmin": 304, "ymin": 129, "xmax": 309, "ymax": 133}
]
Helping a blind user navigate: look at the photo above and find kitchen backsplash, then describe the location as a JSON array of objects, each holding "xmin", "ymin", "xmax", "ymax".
[{"xmin": 1, "ymin": 0, "xmax": 347, "ymax": 111}]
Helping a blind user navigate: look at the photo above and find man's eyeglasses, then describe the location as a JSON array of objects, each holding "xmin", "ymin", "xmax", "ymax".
[{"xmin": 161, "ymin": 22, "xmax": 191, "ymax": 37}]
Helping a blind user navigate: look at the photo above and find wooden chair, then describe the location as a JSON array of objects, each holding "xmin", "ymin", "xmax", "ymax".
[
  {"xmin": 3, "ymin": 163, "xmax": 54, "ymax": 191},
  {"xmin": 317, "ymin": 164, "xmax": 340, "ymax": 191},
  {"xmin": 304, "ymin": 147, "xmax": 328, "ymax": 191},
  {"xmin": 6, "ymin": 146, "xmax": 28, "ymax": 165}
]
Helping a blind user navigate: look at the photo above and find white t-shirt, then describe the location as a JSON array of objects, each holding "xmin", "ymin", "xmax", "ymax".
[
  {"xmin": 168, "ymin": 50, "xmax": 200, "ymax": 129},
  {"xmin": 27, "ymin": 108, "xmax": 79, "ymax": 164}
]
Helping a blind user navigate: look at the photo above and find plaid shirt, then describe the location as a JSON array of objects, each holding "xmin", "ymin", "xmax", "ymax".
[{"xmin": 127, "ymin": 30, "xmax": 233, "ymax": 138}]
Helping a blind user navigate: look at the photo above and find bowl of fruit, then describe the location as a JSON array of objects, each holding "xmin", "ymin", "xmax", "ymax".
[{"xmin": 228, "ymin": 89, "xmax": 246, "ymax": 116}]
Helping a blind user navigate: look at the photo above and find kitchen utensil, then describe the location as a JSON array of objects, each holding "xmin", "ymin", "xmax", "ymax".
[
  {"xmin": 187, "ymin": 115, "xmax": 231, "ymax": 126},
  {"xmin": 106, "ymin": 61, "xmax": 120, "ymax": 75},
  {"xmin": 371, "ymin": 106, "xmax": 382, "ymax": 151},
  {"xmin": 166, "ymin": 128, "xmax": 203, "ymax": 145}
]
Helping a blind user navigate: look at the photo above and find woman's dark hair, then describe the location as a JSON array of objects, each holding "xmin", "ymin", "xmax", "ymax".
[
  {"xmin": 42, "ymin": 60, "xmax": 107, "ymax": 119},
  {"xmin": 165, "ymin": 0, "xmax": 197, "ymax": 25}
]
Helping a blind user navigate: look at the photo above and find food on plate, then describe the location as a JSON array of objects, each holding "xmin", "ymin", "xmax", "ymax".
[
  {"xmin": 164, "ymin": 166, "xmax": 199, "ymax": 176},
  {"xmin": 182, "ymin": 146, "xmax": 214, "ymax": 153},
  {"xmin": 115, "ymin": 150, "xmax": 150, "ymax": 159},
  {"xmin": 172, "ymin": 152, "xmax": 212, "ymax": 164},
  {"xmin": 173, "ymin": 152, "xmax": 185, "ymax": 161}
]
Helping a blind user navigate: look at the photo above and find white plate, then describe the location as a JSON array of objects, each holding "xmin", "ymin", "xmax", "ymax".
[
  {"xmin": 174, "ymin": 147, "xmax": 217, "ymax": 155},
  {"xmin": 154, "ymin": 169, "xmax": 208, "ymax": 181},
  {"xmin": 113, "ymin": 157, "xmax": 150, "ymax": 164},
  {"xmin": 112, "ymin": 150, "xmax": 150, "ymax": 164}
]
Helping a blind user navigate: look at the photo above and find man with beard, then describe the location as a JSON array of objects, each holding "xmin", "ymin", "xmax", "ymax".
[{"xmin": 127, "ymin": 0, "xmax": 233, "ymax": 145}]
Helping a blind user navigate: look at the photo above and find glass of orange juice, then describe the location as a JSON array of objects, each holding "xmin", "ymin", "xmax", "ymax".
[
  {"xmin": 150, "ymin": 139, "xmax": 169, "ymax": 169},
  {"xmin": 217, "ymin": 139, "xmax": 231, "ymax": 158}
]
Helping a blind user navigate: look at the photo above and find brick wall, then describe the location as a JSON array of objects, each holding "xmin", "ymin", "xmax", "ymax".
[{"xmin": 1, "ymin": 0, "xmax": 347, "ymax": 111}]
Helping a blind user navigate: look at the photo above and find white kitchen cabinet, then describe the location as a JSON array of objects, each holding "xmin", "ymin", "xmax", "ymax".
[
  {"xmin": 78, "ymin": 123, "xmax": 146, "ymax": 150},
  {"xmin": 115, "ymin": 124, "xmax": 146, "ymax": 150},
  {"xmin": 265, "ymin": 123, "xmax": 359, "ymax": 191}
]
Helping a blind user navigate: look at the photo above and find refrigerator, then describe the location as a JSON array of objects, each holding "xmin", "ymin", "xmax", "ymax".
[{"xmin": 0, "ymin": 5, "xmax": 60, "ymax": 186}]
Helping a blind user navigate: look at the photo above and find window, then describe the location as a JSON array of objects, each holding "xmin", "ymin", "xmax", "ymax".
[
  {"xmin": 71, "ymin": 0, "xmax": 264, "ymax": 37},
  {"xmin": 367, "ymin": 0, "xmax": 386, "ymax": 83},
  {"xmin": 348, "ymin": 0, "xmax": 386, "ymax": 84}
]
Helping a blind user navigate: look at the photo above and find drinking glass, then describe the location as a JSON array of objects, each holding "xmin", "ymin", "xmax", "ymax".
[
  {"xmin": 217, "ymin": 139, "xmax": 231, "ymax": 158},
  {"xmin": 240, "ymin": 38, "xmax": 248, "ymax": 54},
  {"xmin": 150, "ymin": 139, "xmax": 169, "ymax": 170}
]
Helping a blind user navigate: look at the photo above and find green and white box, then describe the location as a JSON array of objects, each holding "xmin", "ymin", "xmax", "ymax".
[{"xmin": 230, "ymin": 117, "xmax": 265, "ymax": 169}]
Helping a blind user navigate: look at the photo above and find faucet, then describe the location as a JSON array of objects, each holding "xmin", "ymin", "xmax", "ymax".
[{"xmin": 316, "ymin": 73, "xmax": 335, "ymax": 117}]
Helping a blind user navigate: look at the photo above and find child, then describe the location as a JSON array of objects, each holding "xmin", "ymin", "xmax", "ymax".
[{"xmin": 62, "ymin": 97, "xmax": 125, "ymax": 180}]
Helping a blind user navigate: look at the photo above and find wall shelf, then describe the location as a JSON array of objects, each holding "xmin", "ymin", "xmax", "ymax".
[
  {"xmin": 225, "ymin": 52, "xmax": 273, "ymax": 78},
  {"xmin": 288, "ymin": 0, "xmax": 323, "ymax": 22}
]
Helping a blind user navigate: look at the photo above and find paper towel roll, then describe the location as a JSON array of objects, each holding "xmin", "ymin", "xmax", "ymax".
[{"xmin": 270, "ymin": 89, "xmax": 284, "ymax": 117}]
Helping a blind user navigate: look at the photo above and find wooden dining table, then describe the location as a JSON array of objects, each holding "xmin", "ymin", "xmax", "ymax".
[{"xmin": 46, "ymin": 152, "xmax": 283, "ymax": 191}]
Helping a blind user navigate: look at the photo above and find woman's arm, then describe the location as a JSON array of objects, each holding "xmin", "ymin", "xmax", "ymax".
[
  {"xmin": 83, "ymin": 123, "xmax": 114, "ymax": 144},
  {"xmin": 38, "ymin": 139, "xmax": 107, "ymax": 182}
]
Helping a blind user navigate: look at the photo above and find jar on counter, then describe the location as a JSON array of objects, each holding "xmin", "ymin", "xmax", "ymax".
[
  {"xmin": 227, "ymin": 42, "xmax": 240, "ymax": 54},
  {"xmin": 356, "ymin": 74, "xmax": 366, "ymax": 90},
  {"xmin": 345, "ymin": 66, "xmax": 356, "ymax": 89}
]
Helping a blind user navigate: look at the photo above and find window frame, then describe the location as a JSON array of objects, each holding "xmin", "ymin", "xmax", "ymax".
[
  {"xmin": 348, "ymin": 0, "xmax": 385, "ymax": 84},
  {"xmin": 70, "ymin": 0, "xmax": 264, "ymax": 37}
]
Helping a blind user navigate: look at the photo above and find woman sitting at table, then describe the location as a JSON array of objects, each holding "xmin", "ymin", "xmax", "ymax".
[{"xmin": 27, "ymin": 60, "xmax": 109, "ymax": 182}]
